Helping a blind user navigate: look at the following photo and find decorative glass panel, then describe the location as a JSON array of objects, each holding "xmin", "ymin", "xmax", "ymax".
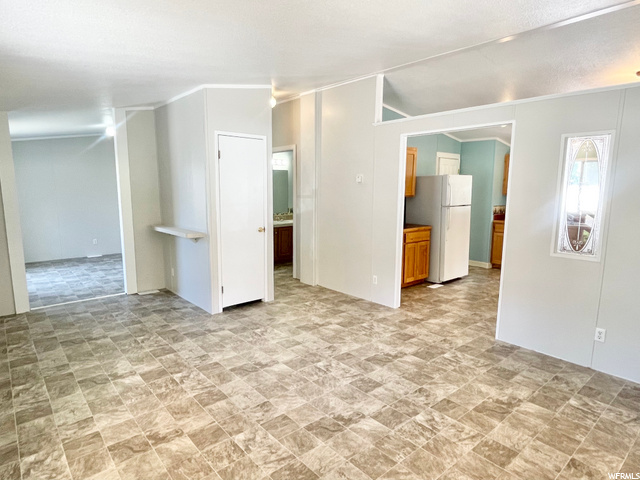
[{"xmin": 555, "ymin": 134, "xmax": 611, "ymax": 258}]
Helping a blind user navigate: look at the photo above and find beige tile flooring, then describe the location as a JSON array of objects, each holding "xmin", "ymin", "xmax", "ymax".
[{"xmin": 1, "ymin": 264, "xmax": 639, "ymax": 480}]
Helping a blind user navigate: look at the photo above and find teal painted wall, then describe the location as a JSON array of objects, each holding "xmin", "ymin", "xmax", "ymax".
[
  {"xmin": 382, "ymin": 107, "xmax": 405, "ymax": 121},
  {"xmin": 407, "ymin": 134, "xmax": 461, "ymax": 176},
  {"xmin": 493, "ymin": 142, "xmax": 510, "ymax": 205},
  {"xmin": 460, "ymin": 140, "xmax": 496, "ymax": 263}
]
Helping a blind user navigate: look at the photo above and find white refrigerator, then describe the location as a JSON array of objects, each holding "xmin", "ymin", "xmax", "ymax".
[{"xmin": 406, "ymin": 175, "xmax": 472, "ymax": 283}]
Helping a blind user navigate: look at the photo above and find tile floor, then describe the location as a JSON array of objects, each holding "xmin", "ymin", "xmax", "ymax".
[
  {"xmin": 26, "ymin": 254, "xmax": 125, "ymax": 308},
  {"xmin": 1, "ymin": 264, "xmax": 639, "ymax": 480}
]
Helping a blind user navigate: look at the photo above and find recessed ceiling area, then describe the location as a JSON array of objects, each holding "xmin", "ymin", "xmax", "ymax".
[{"xmin": 1, "ymin": 0, "xmax": 639, "ymax": 137}]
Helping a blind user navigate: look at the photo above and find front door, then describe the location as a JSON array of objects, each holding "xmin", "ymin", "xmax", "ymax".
[{"xmin": 219, "ymin": 134, "xmax": 266, "ymax": 308}]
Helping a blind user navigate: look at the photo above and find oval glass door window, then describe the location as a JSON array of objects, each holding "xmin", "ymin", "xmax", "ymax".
[{"xmin": 556, "ymin": 134, "xmax": 611, "ymax": 258}]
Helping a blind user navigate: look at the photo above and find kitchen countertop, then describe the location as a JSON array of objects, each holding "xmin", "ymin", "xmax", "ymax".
[
  {"xmin": 403, "ymin": 223, "xmax": 431, "ymax": 231},
  {"xmin": 274, "ymin": 220, "xmax": 293, "ymax": 227}
]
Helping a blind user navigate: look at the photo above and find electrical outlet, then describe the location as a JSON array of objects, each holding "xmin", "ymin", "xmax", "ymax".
[
  {"xmin": 595, "ymin": 328, "xmax": 606, "ymax": 343},
  {"xmin": 92, "ymin": 238, "xmax": 98, "ymax": 245},
  {"xmin": 372, "ymin": 275, "xmax": 377, "ymax": 285},
  {"xmin": 355, "ymin": 174, "xmax": 364, "ymax": 184},
  {"xmin": 171, "ymin": 267, "xmax": 175, "ymax": 277}
]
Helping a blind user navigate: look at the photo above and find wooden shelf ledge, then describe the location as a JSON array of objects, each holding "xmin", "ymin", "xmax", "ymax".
[{"xmin": 153, "ymin": 226, "xmax": 206, "ymax": 242}]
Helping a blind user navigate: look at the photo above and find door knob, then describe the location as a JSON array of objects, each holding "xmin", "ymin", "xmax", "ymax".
[{"xmin": 258, "ymin": 227, "xmax": 265, "ymax": 232}]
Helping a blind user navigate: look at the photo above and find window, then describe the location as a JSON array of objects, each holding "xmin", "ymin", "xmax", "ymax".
[{"xmin": 553, "ymin": 133, "xmax": 612, "ymax": 260}]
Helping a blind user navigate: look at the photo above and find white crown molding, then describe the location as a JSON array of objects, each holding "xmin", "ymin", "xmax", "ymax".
[
  {"xmin": 458, "ymin": 136, "xmax": 511, "ymax": 146},
  {"xmin": 442, "ymin": 132, "xmax": 462, "ymax": 142},
  {"xmin": 11, "ymin": 133, "xmax": 104, "ymax": 142},
  {"xmin": 156, "ymin": 84, "xmax": 272, "ymax": 109},
  {"xmin": 382, "ymin": 103, "xmax": 410, "ymax": 118}
]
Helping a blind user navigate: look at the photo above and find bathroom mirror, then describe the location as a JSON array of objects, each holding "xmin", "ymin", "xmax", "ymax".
[{"xmin": 272, "ymin": 151, "xmax": 293, "ymax": 214}]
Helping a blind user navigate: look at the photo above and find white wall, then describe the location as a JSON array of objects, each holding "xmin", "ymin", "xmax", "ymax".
[
  {"xmin": 273, "ymin": 99, "xmax": 302, "ymax": 279},
  {"xmin": 155, "ymin": 90, "xmax": 212, "ymax": 312},
  {"xmin": 125, "ymin": 111, "xmax": 166, "ymax": 293},
  {"xmin": 591, "ymin": 87, "xmax": 640, "ymax": 382},
  {"xmin": 0, "ymin": 182, "xmax": 15, "ymax": 316},
  {"xmin": 155, "ymin": 87, "xmax": 272, "ymax": 313},
  {"xmin": 317, "ymin": 78, "xmax": 377, "ymax": 299},
  {"xmin": 204, "ymin": 87, "xmax": 273, "ymax": 312},
  {"xmin": 12, "ymin": 136, "xmax": 121, "ymax": 263},
  {"xmin": 369, "ymin": 83, "xmax": 640, "ymax": 382}
]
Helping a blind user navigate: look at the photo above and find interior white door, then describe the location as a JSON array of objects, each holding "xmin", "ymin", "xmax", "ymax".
[
  {"xmin": 436, "ymin": 153, "xmax": 460, "ymax": 175},
  {"xmin": 440, "ymin": 205, "xmax": 471, "ymax": 282},
  {"xmin": 219, "ymin": 134, "xmax": 266, "ymax": 308}
]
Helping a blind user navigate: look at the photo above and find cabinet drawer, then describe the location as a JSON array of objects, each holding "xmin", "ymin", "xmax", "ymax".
[
  {"xmin": 405, "ymin": 229, "xmax": 430, "ymax": 244},
  {"xmin": 493, "ymin": 221, "xmax": 504, "ymax": 233}
]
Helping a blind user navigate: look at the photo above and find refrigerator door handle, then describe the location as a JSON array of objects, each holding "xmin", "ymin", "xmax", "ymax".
[
  {"xmin": 447, "ymin": 208, "xmax": 451, "ymax": 230},
  {"xmin": 447, "ymin": 180, "xmax": 452, "ymax": 207}
]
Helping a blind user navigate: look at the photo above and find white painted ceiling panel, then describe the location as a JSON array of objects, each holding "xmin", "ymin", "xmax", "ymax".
[
  {"xmin": 384, "ymin": 6, "xmax": 640, "ymax": 116},
  {"xmin": 1, "ymin": 0, "xmax": 638, "ymax": 137}
]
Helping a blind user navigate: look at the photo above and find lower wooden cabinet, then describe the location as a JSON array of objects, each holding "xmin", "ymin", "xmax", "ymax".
[
  {"xmin": 402, "ymin": 225, "xmax": 431, "ymax": 287},
  {"xmin": 491, "ymin": 220, "xmax": 504, "ymax": 268},
  {"xmin": 274, "ymin": 225, "xmax": 293, "ymax": 263}
]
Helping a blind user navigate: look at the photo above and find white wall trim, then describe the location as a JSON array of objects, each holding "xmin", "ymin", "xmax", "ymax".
[
  {"xmin": 377, "ymin": 80, "xmax": 640, "ymax": 126},
  {"xmin": 442, "ymin": 132, "xmax": 462, "ymax": 142},
  {"xmin": 11, "ymin": 133, "xmax": 104, "ymax": 142},
  {"xmin": 0, "ymin": 117, "xmax": 29, "ymax": 313},
  {"xmin": 397, "ymin": 120, "xmax": 517, "ymax": 309},
  {"xmin": 112, "ymin": 109, "xmax": 138, "ymax": 295},
  {"xmin": 374, "ymin": 75, "xmax": 385, "ymax": 124},
  {"xmin": 459, "ymin": 136, "xmax": 511, "ymax": 146},
  {"xmin": 158, "ymin": 84, "xmax": 272, "ymax": 109},
  {"xmin": 495, "ymin": 120, "xmax": 516, "ymax": 340},
  {"xmin": 382, "ymin": 103, "xmax": 410, "ymax": 119},
  {"xmin": 273, "ymin": 145, "xmax": 298, "ymax": 279},
  {"xmin": 469, "ymin": 260, "xmax": 492, "ymax": 269}
]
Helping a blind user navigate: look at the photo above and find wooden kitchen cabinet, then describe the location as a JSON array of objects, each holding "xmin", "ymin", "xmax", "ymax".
[
  {"xmin": 402, "ymin": 225, "xmax": 431, "ymax": 287},
  {"xmin": 491, "ymin": 220, "xmax": 504, "ymax": 268},
  {"xmin": 274, "ymin": 225, "xmax": 293, "ymax": 263},
  {"xmin": 502, "ymin": 153, "xmax": 510, "ymax": 196},
  {"xmin": 405, "ymin": 147, "xmax": 418, "ymax": 197}
]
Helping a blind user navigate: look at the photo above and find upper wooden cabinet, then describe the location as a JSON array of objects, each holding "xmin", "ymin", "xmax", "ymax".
[
  {"xmin": 405, "ymin": 147, "xmax": 418, "ymax": 197},
  {"xmin": 502, "ymin": 153, "xmax": 510, "ymax": 196}
]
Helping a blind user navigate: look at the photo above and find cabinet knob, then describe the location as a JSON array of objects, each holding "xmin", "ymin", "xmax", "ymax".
[{"xmin": 258, "ymin": 227, "xmax": 265, "ymax": 232}]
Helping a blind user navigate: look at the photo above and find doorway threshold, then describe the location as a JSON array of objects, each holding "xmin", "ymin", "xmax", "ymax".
[{"xmin": 30, "ymin": 292, "xmax": 126, "ymax": 311}]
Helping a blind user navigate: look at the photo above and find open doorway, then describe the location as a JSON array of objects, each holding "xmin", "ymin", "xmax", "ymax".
[
  {"xmin": 12, "ymin": 134, "xmax": 125, "ymax": 308},
  {"xmin": 399, "ymin": 123, "xmax": 513, "ymax": 307},
  {"xmin": 272, "ymin": 145, "xmax": 297, "ymax": 290}
]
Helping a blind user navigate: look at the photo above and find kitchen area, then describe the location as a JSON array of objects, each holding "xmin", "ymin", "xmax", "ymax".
[{"xmin": 400, "ymin": 125, "xmax": 512, "ymax": 299}]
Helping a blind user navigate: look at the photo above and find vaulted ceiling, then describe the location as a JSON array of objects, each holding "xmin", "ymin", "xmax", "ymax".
[{"xmin": 2, "ymin": 0, "xmax": 639, "ymax": 137}]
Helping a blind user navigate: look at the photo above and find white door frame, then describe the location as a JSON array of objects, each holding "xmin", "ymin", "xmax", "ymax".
[
  {"xmin": 212, "ymin": 131, "xmax": 272, "ymax": 313},
  {"xmin": 1, "ymin": 112, "xmax": 137, "ymax": 314},
  {"xmin": 436, "ymin": 152, "xmax": 461, "ymax": 175},
  {"xmin": 272, "ymin": 144, "xmax": 298, "ymax": 279},
  {"xmin": 397, "ymin": 122, "xmax": 516, "ymax": 313}
]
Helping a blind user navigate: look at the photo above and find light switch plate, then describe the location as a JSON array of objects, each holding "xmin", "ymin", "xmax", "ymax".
[{"xmin": 355, "ymin": 174, "xmax": 364, "ymax": 183}]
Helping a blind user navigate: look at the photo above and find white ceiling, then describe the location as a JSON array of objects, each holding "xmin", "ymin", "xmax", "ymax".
[{"xmin": 2, "ymin": 0, "xmax": 639, "ymax": 138}]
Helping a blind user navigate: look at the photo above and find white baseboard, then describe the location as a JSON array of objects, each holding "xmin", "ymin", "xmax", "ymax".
[{"xmin": 469, "ymin": 260, "xmax": 492, "ymax": 269}]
